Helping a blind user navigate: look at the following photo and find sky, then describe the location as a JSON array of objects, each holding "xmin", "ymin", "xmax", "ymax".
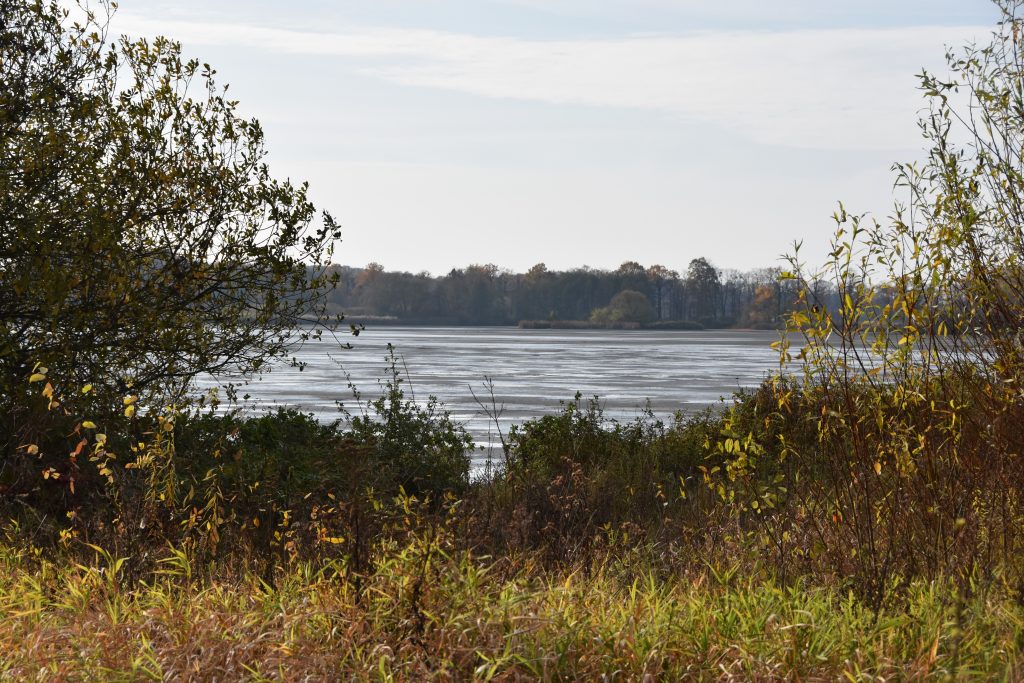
[{"xmin": 113, "ymin": 0, "xmax": 1000, "ymax": 275}]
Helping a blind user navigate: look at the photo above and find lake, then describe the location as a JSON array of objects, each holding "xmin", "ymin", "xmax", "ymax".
[{"xmin": 196, "ymin": 327, "xmax": 788, "ymax": 466}]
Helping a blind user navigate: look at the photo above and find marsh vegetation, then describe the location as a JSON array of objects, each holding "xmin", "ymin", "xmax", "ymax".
[{"xmin": 6, "ymin": 0, "xmax": 1024, "ymax": 679}]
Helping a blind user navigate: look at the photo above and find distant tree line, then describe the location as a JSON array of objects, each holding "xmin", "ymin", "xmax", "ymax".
[{"xmin": 319, "ymin": 259, "xmax": 842, "ymax": 328}]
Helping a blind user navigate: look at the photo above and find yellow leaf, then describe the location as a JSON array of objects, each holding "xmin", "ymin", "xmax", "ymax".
[
  {"xmin": 124, "ymin": 405, "xmax": 136, "ymax": 418},
  {"xmin": 874, "ymin": 461, "xmax": 882, "ymax": 475},
  {"xmin": 29, "ymin": 373, "xmax": 46, "ymax": 383},
  {"xmin": 95, "ymin": 433, "xmax": 107, "ymax": 445},
  {"xmin": 81, "ymin": 384, "xmax": 93, "ymax": 394},
  {"xmin": 82, "ymin": 421, "xmax": 97, "ymax": 429},
  {"xmin": 123, "ymin": 395, "xmax": 137, "ymax": 405},
  {"xmin": 42, "ymin": 382, "xmax": 54, "ymax": 399}
]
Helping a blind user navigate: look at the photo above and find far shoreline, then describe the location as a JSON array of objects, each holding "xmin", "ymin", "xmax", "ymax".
[{"xmin": 310, "ymin": 316, "xmax": 782, "ymax": 332}]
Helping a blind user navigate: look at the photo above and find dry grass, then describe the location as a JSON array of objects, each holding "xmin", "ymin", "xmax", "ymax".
[{"xmin": 2, "ymin": 536, "xmax": 1022, "ymax": 681}]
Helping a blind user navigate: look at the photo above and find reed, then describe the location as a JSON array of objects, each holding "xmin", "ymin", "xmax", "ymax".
[{"xmin": 2, "ymin": 528, "xmax": 1021, "ymax": 680}]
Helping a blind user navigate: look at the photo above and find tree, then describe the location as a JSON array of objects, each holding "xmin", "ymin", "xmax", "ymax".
[
  {"xmin": 685, "ymin": 257, "xmax": 722, "ymax": 325},
  {"xmin": 591, "ymin": 290, "xmax": 656, "ymax": 324},
  {"xmin": 614, "ymin": 260, "xmax": 650, "ymax": 299},
  {"xmin": 745, "ymin": 284, "xmax": 778, "ymax": 328},
  {"xmin": 0, "ymin": 0, "xmax": 340, "ymax": 420},
  {"xmin": 645, "ymin": 264, "xmax": 679, "ymax": 321},
  {"xmin": 517, "ymin": 263, "xmax": 557, "ymax": 320},
  {"xmin": 354, "ymin": 263, "xmax": 392, "ymax": 314}
]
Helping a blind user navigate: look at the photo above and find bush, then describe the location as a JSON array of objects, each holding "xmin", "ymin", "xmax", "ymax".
[
  {"xmin": 345, "ymin": 344, "xmax": 472, "ymax": 499},
  {"xmin": 590, "ymin": 290, "xmax": 657, "ymax": 324},
  {"xmin": 706, "ymin": 5, "xmax": 1024, "ymax": 602},
  {"xmin": 466, "ymin": 394, "xmax": 721, "ymax": 565}
]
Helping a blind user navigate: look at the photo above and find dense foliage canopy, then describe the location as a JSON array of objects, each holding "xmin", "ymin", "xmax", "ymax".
[{"xmin": 0, "ymin": 0, "xmax": 340, "ymax": 415}]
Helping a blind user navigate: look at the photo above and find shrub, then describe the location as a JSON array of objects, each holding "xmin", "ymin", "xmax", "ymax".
[
  {"xmin": 468, "ymin": 394, "xmax": 721, "ymax": 565},
  {"xmin": 345, "ymin": 344, "xmax": 472, "ymax": 499},
  {"xmin": 590, "ymin": 290, "xmax": 657, "ymax": 324},
  {"xmin": 707, "ymin": 5, "xmax": 1024, "ymax": 603}
]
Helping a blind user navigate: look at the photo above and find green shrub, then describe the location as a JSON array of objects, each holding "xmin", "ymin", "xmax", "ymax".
[
  {"xmin": 345, "ymin": 344, "xmax": 472, "ymax": 499},
  {"xmin": 465, "ymin": 394, "xmax": 721, "ymax": 564}
]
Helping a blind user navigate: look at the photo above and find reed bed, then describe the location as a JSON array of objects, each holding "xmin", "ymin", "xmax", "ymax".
[{"xmin": 2, "ymin": 538, "xmax": 1022, "ymax": 681}]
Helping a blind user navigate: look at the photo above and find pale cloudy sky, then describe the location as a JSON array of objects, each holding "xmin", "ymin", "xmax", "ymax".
[{"xmin": 114, "ymin": 0, "xmax": 998, "ymax": 274}]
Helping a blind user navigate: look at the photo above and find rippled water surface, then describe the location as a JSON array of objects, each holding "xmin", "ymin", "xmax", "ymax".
[{"xmin": 197, "ymin": 327, "xmax": 787, "ymax": 464}]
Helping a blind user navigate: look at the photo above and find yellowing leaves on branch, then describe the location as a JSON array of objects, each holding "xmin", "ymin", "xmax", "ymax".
[
  {"xmin": 1, "ymin": 0, "xmax": 341, "ymax": 409},
  {"xmin": 697, "ymin": 1, "xmax": 1024, "ymax": 602},
  {"xmin": 0, "ymin": 0, "xmax": 346, "ymax": 507}
]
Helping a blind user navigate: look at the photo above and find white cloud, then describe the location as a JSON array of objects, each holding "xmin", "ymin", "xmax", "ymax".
[
  {"xmin": 489, "ymin": 0, "xmax": 991, "ymax": 25},
  {"xmin": 117, "ymin": 13, "xmax": 988, "ymax": 150}
]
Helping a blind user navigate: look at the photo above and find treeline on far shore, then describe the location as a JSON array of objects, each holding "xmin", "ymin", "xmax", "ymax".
[
  {"xmin": 517, "ymin": 318, "xmax": 704, "ymax": 330},
  {"xmin": 317, "ymin": 258, "xmax": 842, "ymax": 328}
]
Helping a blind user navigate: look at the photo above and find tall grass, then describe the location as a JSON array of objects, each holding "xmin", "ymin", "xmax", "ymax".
[{"xmin": 2, "ymin": 528, "xmax": 1021, "ymax": 680}]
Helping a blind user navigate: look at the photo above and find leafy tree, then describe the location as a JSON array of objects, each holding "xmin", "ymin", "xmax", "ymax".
[
  {"xmin": 645, "ymin": 264, "xmax": 679, "ymax": 321},
  {"xmin": 614, "ymin": 260, "xmax": 650, "ymax": 298},
  {"xmin": 685, "ymin": 257, "xmax": 722, "ymax": 324},
  {"xmin": 615, "ymin": 261, "xmax": 645, "ymax": 276},
  {"xmin": 591, "ymin": 290, "xmax": 656, "ymax": 324},
  {"xmin": 526, "ymin": 263, "xmax": 548, "ymax": 279},
  {"xmin": 0, "ymin": 0, "xmax": 340, "ymax": 419},
  {"xmin": 745, "ymin": 284, "xmax": 779, "ymax": 328},
  {"xmin": 462, "ymin": 264, "xmax": 506, "ymax": 324},
  {"xmin": 517, "ymin": 262, "xmax": 557, "ymax": 320}
]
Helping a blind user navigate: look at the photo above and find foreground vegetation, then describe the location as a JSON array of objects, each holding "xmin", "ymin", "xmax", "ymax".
[
  {"xmin": 2, "ymin": 379, "xmax": 1022, "ymax": 679},
  {"xmin": 3, "ymin": 534, "xmax": 1022, "ymax": 680}
]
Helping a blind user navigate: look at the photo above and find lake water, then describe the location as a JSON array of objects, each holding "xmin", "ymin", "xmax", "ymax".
[{"xmin": 196, "ymin": 327, "xmax": 787, "ymax": 465}]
